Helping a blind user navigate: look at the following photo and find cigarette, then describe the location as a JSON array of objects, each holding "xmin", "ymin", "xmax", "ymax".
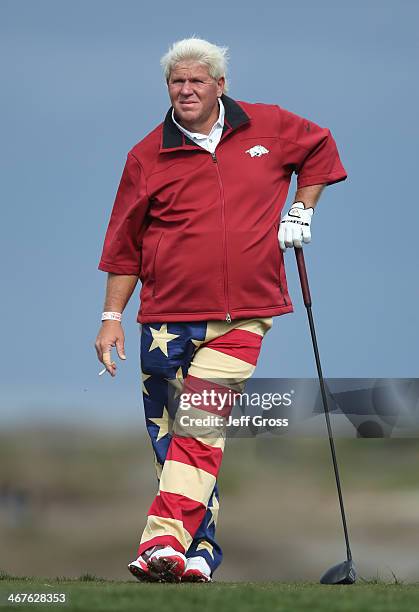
[{"xmin": 98, "ymin": 368, "xmax": 107, "ymax": 376}]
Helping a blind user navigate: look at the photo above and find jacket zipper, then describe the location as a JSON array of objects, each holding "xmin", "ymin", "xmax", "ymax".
[{"xmin": 211, "ymin": 151, "xmax": 232, "ymax": 323}]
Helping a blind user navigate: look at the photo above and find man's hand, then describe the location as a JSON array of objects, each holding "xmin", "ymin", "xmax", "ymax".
[
  {"xmin": 95, "ymin": 320, "xmax": 126, "ymax": 377},
  {"xmin": 278, "ymin": 202, "xmax": 314, "ymax": 251}
]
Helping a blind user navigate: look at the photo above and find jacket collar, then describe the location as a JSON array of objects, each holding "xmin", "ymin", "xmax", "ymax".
[{"xmin": 160, "ymin": 94, "xmax": 250, "ymax": 152}]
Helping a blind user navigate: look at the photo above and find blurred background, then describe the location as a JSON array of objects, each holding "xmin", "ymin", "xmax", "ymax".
[
  {"xmin": 2, "ymin": 431, "xmax": 419, "ymax": 581},
  {"xmin": 1, "ymin": 0, "xmax": 418, "ymax": 582}
]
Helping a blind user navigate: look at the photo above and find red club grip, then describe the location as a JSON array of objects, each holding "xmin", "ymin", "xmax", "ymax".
[{"xmin": 294, "ymin": 247, "xmax": 312, "ymax": 307}]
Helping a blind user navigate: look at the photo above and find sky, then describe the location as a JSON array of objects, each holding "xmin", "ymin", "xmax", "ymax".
[{"xmin": 1, "ymin": 0, "xmax": 418, "ymax": 426}]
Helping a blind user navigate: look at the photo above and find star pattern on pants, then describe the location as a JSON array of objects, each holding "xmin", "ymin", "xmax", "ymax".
[
  {"xmin": 196, "ymin": 540, "xmax": 214, "ymax": 559},
  {"xmin": 149, "ymin": 324, "xmax": 179, "ymax": 357},
  {"xmin": 148, "ymin": 405, "xmax": 173, "ymax": 442},
  {"xmin": 142, "ymin": 372, "xmax": 151, "ymax": 396},
  {"xmin": 207, "ymin": 494, "xmax": 219, "ymax": 528}
]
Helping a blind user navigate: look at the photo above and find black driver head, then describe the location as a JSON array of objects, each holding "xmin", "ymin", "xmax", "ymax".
[{"xmin": 320, "ymin": 560, "xmax": 357, "ymax": 585}]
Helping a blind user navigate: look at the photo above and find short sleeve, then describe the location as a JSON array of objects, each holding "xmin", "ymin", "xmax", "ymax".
[
  {"xmin": 98, "ymin": 153, "xmax": 150, "ymax": 275},
  {"xmin": 277, "ymin": 106, "xmax": 347, "ymax": 188}
]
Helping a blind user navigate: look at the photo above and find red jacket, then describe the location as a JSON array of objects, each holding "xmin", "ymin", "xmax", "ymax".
[{"xmin": 98, "ymin": 95, "xmax": 347, "ymax": 323}]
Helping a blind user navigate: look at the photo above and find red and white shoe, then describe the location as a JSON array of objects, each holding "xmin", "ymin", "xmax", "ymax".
[
  {"xmin": 147, "ymin": 546, "xmax": 187, "ymax": 583},
  {"xmin": 128, "ymin": 552, "xmax": 154, "ymax": 582},
  {"xmin": 182, "ymin": 556, "xmax": 212, "ymax": 583}
]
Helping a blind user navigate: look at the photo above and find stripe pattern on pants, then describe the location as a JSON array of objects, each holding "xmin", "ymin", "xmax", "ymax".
[{"xmin": 138, "ymin": 317, "xmax": 272, "ymax": 564}]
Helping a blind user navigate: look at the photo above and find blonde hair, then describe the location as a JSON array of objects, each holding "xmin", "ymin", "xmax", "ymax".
[{"xmin": 160, "ymin": 37, "xmax": 229, "ymax": 92}]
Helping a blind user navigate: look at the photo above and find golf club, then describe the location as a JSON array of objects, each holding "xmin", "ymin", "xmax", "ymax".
[{"xmin": 294, "ymin": 246, "xmax": 356, "ymax": 585}]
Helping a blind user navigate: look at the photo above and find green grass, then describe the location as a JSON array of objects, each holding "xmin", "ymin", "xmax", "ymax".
[{"xmin": 1, "ymin": 576, "xmax": 419, "ymax": 612}]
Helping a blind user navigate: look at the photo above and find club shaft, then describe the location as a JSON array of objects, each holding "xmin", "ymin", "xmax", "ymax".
[
  {"xmin": 294, "ymin": 247, "xmax": 352, "ymax": 562},
  {"xmin": 305, "ymin": 305, "xmax": 352, "ymax": 561}
]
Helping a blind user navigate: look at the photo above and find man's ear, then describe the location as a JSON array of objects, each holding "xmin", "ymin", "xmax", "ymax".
[{"xmin": 217, "ymin": 76, "xmax": 225, "ymax": 97}]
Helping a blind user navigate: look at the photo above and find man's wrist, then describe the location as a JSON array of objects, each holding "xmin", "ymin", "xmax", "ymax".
[
  {"xmin": 293, "ymin": 201, "xmax": 314, "ymax": 213},
  {"xmin": 101, "ymin": 311, "xmax": 122, "ymax": 322}
]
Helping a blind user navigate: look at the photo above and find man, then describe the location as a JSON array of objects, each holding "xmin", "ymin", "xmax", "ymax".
[{"xmin": 95, "ymin": 37, "xmax": 347, "ymax": 583}]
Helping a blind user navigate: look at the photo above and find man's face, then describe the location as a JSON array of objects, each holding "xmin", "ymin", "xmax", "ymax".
[{"xmin": 168, "ymin": 61, "xmax": 225, "ymax": 129}]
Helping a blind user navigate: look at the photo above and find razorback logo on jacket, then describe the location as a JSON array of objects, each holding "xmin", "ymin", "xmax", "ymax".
[
  {"xmin": 245, "ymin": 145, "xmax": 269, "ymax": 157},
  {"xmin": 99, "ymin": 94, "xmax": 347, "ymax": 324}
]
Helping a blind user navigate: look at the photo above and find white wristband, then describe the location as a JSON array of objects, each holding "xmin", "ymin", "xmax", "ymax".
[{"xmin": 102, "ymin": 311, "xmax": 122, "ymax": 322}]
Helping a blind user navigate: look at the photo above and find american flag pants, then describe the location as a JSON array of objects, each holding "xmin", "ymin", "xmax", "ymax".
[{"xmin": 137, "ymin": 317, "xmax": 273, "ymax": 574}]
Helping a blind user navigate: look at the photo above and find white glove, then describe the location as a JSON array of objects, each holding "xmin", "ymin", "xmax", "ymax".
[{"xmin": 278, "ymin": 202, "xmax": 314, "ymax": 251}]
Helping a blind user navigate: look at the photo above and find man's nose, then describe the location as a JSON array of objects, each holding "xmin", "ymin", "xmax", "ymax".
[{"xmin": 180, "ymin": 80, "xmax": 193, "ymax": 95}]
